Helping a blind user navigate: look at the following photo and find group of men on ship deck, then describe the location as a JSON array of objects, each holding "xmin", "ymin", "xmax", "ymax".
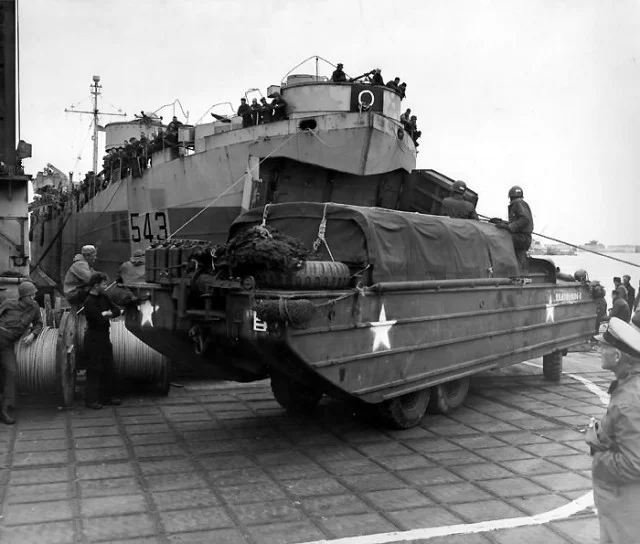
[{"xmin": 234, "ymin": 93, "xmax": 288, "ymax": 128}]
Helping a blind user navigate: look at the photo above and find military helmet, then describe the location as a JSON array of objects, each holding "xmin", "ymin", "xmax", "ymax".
[
  {"xmin": 18, "ymin": 281, "xmax": 37, "ymax": 298},
  {"xmin": 451, "ymin": 180, "xmax": 467, "ymax": 194},
  {"xmin": 508, "ymin": 185, "xmax": 524, "ymax": 199},
  {"xmin": 574, "ymin": 269, "xmax": 588, "ymax": 282}
]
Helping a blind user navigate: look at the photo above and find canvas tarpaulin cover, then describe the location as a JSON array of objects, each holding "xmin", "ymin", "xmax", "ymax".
[{"xmin": 230, "ymin": 202, "xmax": 520, "ymax": 283}]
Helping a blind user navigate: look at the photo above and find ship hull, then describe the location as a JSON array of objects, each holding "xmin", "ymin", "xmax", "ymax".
[{"xmin": 32, "ymin": 112, "xmax": 416, "ymax": 285}]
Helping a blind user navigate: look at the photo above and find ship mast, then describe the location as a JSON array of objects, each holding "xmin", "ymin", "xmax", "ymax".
[{"xmin": 65, "ymin": 76, "xmax": 126, "ymax": 175}]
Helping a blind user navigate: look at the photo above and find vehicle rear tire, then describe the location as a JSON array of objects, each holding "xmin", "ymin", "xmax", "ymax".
[
  {"xmin": 543, "ymin": 352, "xmax": 563, "ymax": 382},
  {"xmin": 271, "ymin": 373, "xmax": 323, "ymax": 413},
  {"xmin": 258, "ymin": 261, "xmax": 351, "ymax": 290},
  {"xmin": 377, "ymin": 388, "xmax": 431, "ymax": 429},
  {"xmin": 427, "ymin": 377, "xmax": 470, "ymax": 415}
]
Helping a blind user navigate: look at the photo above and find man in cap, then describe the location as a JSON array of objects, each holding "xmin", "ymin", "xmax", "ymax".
[
  {"xmin": 441, "ymin": 180, "xmax": 479, "ymax": 220},
  {"xmin": 259, "ymin": 97, "xmax": 272, "ymax": 124},
  {"xmin": 0, "ymin": 281, "xmax": 42, "ymax": 424},
  {"xmin": 110, "ymin": 249, "xmax": 146, "ymax": 306},
  {"xmin": 369, "ymin": 68, "xmax": 384, "ymax": 86},
  {"xmin": 587, "ymin": 317, "xmax": 640, "ymax": 543},
  {"xmin": 604, "ymin": 288, "xmax": 631, "ymax": 324},
  {"xmin": 63, "ymin": 245, "xmax": 97, "ymax": 305},
  {"xmin": 237, "ymin": 98, "xmax": 252, "ymax": 128},
  {"xmin": 491, "ymin": 185, "xmax": 533, "ymax": 270},
  {"xmin": 250, "ymin": 98, "xmax": 261, "ymax": 126},
  {"xmin": 270, "ymin": 92, "xmax": 288, "ymax": 122},
  {"xmin": 623, "ymin": 275, "xmax": 635, "ymax": 313},
  {"xmin": 331, "ymin": 63, "xmax": 347, "ymax": 83},
  {"xmin": 386, "ymin": 77, "xmax": 401, "ymax": 92}
]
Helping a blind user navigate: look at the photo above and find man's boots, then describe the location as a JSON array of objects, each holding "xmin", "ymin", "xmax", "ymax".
[{"xmin": 0, "ymin": 405, "xmax": 15, "ymax": 425}]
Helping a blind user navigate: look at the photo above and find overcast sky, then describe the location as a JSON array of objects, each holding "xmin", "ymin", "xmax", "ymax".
[{"xmin": 19, "ymin": 0, "xmax": 640, "ymax": 245}]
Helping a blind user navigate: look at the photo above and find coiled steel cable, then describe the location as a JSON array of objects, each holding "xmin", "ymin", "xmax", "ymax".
[
  {"xmin": 75, "ymin": 314, "xmax": 168, "ymax": 381},
  {"xmin": 15, "ymin": 327, "xmax": 59, "ymax": 391}
]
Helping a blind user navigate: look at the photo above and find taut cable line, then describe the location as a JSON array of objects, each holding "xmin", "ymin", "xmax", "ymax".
[{"xmin": 477, "ymin": 213, "xmax": 640, "ymax": 269}]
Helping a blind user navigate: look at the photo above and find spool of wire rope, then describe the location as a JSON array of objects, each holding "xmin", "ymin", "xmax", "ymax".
[
  {"xmin": 74, "ymin": 313, "xmax": 170, "ymax": 393},
  {"xmin": 15, "ymin": 309, "xmax": 76, "ymax": 407}
]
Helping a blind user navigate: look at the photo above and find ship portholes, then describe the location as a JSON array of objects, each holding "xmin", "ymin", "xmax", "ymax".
[
  {"xmin": 397, "ymin": 127, "xmax": 404, "ymax": 140},
  {"xmin": 299, "ymin": 119, "xmax": 318, "ymax": 131}
]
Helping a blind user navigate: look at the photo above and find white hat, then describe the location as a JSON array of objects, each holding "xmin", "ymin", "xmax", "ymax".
[
  {"xmin": 81, "ymin": 244, "xmax": 97, "ymax": 255},
  {"xmin": 595, "ymin": 317, "xmax": 640, "ymax": 358}
]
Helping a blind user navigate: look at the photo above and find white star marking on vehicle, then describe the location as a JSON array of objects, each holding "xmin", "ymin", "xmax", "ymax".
[
  {"xmin": 369, "ymin": 305, "xmax": 397, "ymax": 351},
  {"xmin": 138, "ymin": 300, "xmax": 159, "ymax": 327},
  {"xmin": 546, "ymin": 295, "xmax": 555, "ymax": 323}
]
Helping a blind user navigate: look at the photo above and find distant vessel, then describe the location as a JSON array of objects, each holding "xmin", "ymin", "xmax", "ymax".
[{"xmin": 545, "ymin": 244, "xmax": 577, "ymax": 256}]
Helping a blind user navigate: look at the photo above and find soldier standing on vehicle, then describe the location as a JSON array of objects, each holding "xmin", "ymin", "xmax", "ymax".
[
  {"xmin": 491, "ymin": 185, "xmax": 533, "ymax": 270},
  {"xmin": 83, "ymin": 272, "xmax": 122, "ymax": 410},
  {"xmin": 441, "ymin": 181, "xmax": 478, "ymax": 220},
  {"xmin": 587, "ymin": 317, "xmax": 640, "ymax": 543},
  {"xmin": 63, "ymin": 245, "xmax": 98, "ymax": 305},
  {"xmin": 0, "ymin": 282, "xmax": 41, "ymax": 425}
]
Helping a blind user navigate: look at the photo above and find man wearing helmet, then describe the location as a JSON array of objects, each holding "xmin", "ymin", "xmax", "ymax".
[
  {"xmin": 492, "ymin": 185, "xmax": 533, "ymax": 269},
  {"xmin": 0, "ymin": 281, "xmax": 42, "ymax": 424},
  {"xmin": 441, "ymin": 180, "xmax": 478, "ymax": 220}
]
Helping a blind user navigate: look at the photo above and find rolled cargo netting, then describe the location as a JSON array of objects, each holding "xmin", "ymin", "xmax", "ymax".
[
  {"xmin": 75, "ymin": 314, "xmax": 169, "ymax": 385},
  {"xmin": 15, "ymin": 327, "xmax": 59, "ymax": 391}
]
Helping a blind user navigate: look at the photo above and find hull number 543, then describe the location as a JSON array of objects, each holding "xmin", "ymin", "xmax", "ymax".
[{"xmin": 130, "ymin": 211, "xmax": 169, "ymax": 243}]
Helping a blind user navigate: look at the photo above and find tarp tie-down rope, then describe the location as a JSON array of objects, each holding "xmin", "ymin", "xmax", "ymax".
[
  {"xmin": 255, "ymin": 203, "xmax": 272, "ymax": 238},
  {"xmin": 312, "ymin": 203, "xmax": 335, "ymax": 262}
]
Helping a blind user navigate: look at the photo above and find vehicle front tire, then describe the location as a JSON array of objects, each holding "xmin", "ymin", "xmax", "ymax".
[
  {"xmin": 427, "ymin": 377, "xmax": 470, "ymax": 415},
  {"xmin": 543, "ymin": 352, "xmax": 563, "ymax": 382},
  {"xmin": 377, "ymin": 389, "xmax": 431, "ymax": 429}
]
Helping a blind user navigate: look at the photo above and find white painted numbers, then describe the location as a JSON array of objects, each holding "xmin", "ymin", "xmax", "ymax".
[{"xmin": 129, "ymin": 211, "xmax": 169, "ymax": 243}]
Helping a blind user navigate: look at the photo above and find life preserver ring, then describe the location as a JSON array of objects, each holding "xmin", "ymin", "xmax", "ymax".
[{"xmin": 358, "ymin": 90, "xmax": 375, "ymax": 111}]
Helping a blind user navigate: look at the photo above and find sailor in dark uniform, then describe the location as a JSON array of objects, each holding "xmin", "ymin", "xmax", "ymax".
[
  {"xmin": 259, "ymin": 97, "xmax": 272, "ymax": 124},
  {"xmin": 386, "ymin": 77, "xmax": 401, "ymax": 92},
  {"xmin": 369, "ymin": 68, "xmax": 384, "ymax": 86},
  {"xmin": 270, "ymin": 93, "xmax": 288, "ymax": 121},
  {"xmin": 167, "ymin": 116, "xmax": 183, "ymax": 133},
  {"xmin": 237, "ymin": 98, "xmax": 252, "ymax": 128},
  {"xmin": 331, "ymin": 63, "xmax": 347, "ymax": 82},
  {"xmin": 250, "ymin": 98, "xmax": 261, "ymax": 126},
  {"xmin": 441, "ymin": 181, "xmax": 478, "ymax": 219}
]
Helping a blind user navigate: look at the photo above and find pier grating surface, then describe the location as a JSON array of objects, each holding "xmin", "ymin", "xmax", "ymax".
[{"xmin": 0, "ymin": 352, "xmax": 605, "ymax": 544}]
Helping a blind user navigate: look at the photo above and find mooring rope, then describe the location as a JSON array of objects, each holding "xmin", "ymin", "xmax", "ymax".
[{"xmin": 477, "ymin": 213, "xmax": 640, "ymax": 268}]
